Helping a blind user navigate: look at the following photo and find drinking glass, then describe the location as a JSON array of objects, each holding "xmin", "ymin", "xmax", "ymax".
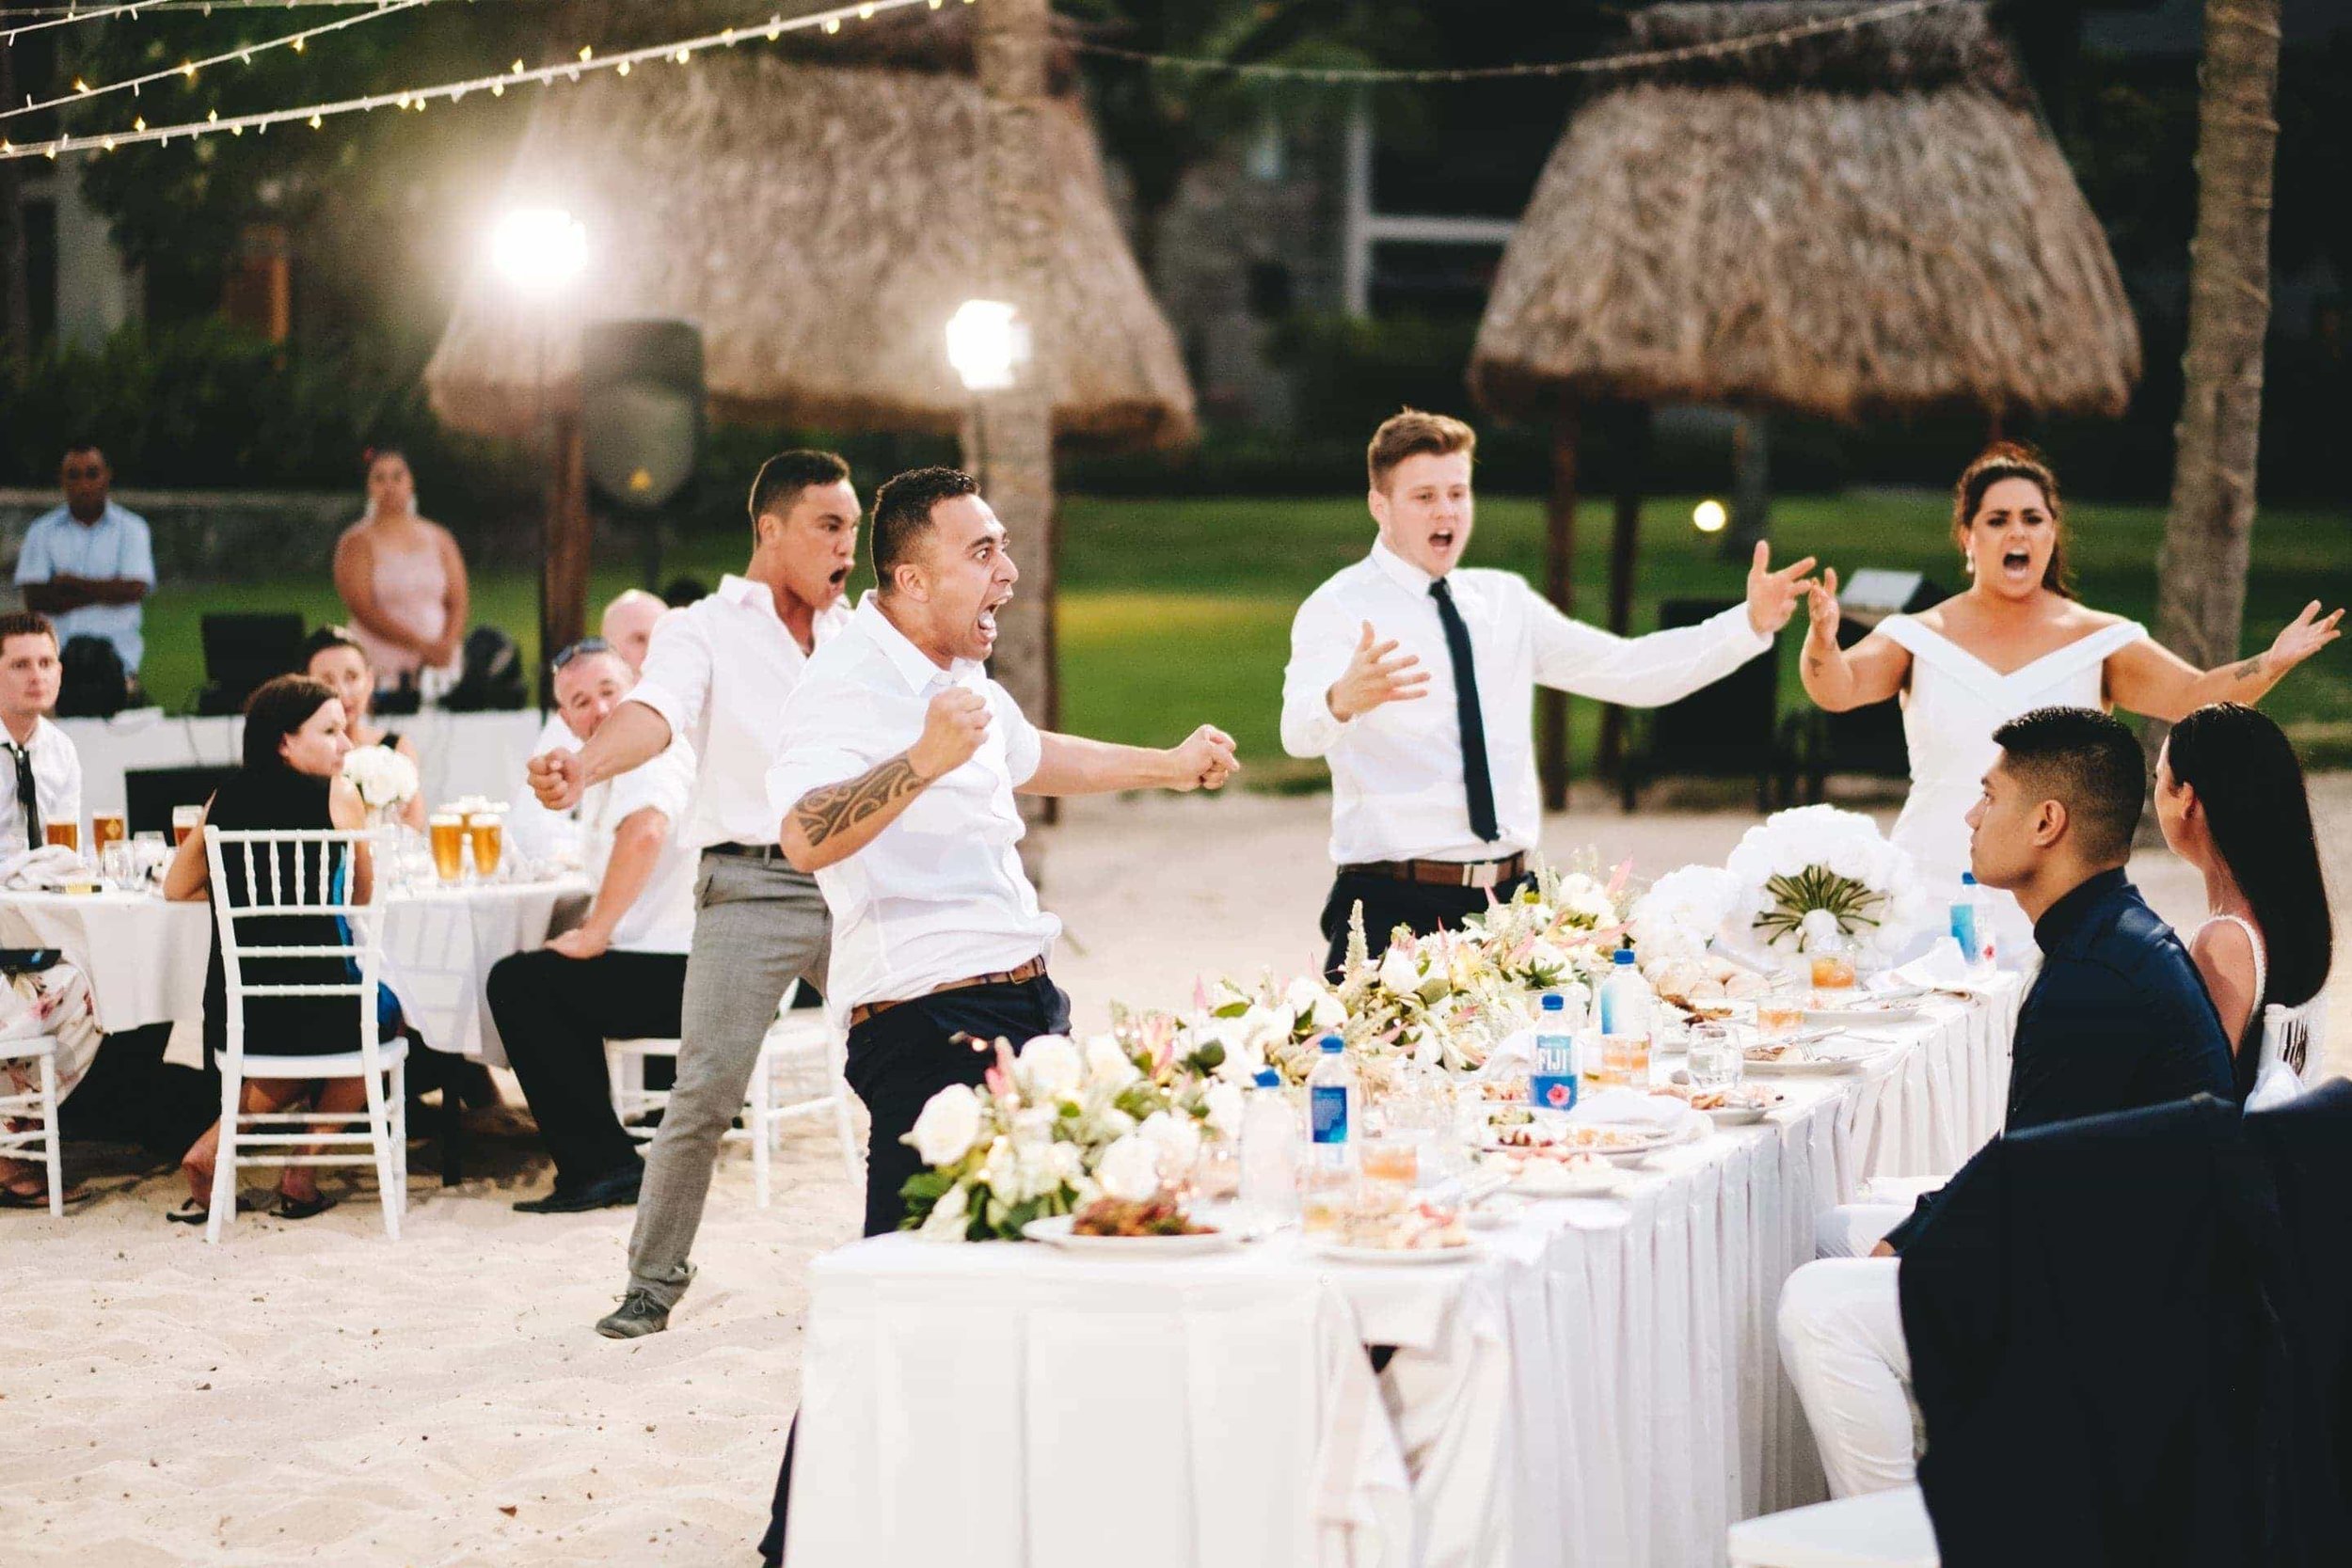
[
  {"xmin": 1600, "ymin": 1031, "xmax": 1652, "ymax": 1088},
  {"xmin": 90, "ymin": 812, "xmax": 127, "ymax": 850},
  {"xmin": 44, "ymin": 820, "xmax": 78, "ymax": 853},
  {"xmin": 171, "ymin": 804, "xmax": 201, "ymax": 847},
  {"xmin": 99, "ymin": 840, "xmax": 136, "ymax": 891},
  {"xmin": 1808, "ymin": 932, "xmax": 1859, "ymax": 993},
  {"xmin": 1298, "ymin": 1165, "xmax": 1352, "ymax": 1235},
  {"xmin": 428, "ymin": 813, "xmax": 466, "ymax": 883},
  {"xmin": 1686, "ymin": 1023, "xmax": 1744, "ymax": 1093},
  {"xmin": 1756, "ymin": 977, "xmax": 1807, "ymax": 1037},
  {"xmin": 466, "ymin": 812, "xmax": 504, "ymax": 881}
]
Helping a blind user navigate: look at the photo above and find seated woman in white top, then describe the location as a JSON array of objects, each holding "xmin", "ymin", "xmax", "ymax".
[
  {"xmin": 1801, "ymin": 442, "xmax": 2342, "ymax": 959},
  {"xmin": 2153, "ymin": 702, "xmax": 2334, "ymax": 1100}
]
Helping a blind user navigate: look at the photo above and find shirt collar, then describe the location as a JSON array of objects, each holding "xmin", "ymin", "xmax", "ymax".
[
  {"xmin": 854, "ymin": 592, "xmax": 973, "ymax": 693},
  {"xmin": 1369, "ymin": 539, "xmax": 1439, "ymax": 594},
  {"xmin": 716, "ymin": 575, "xmax": 854, "ymax": 641},
  {"xmin": 2032, "ymin": 865, "xmax": 2133, "ymax": 951}
]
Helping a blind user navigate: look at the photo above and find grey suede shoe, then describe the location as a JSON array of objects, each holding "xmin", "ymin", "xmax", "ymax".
[{"xmin": 596, "ymin": 1289, "xmax": 672, "ymax": 1339}]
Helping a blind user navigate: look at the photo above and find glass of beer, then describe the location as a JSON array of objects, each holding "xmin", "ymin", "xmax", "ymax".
[
  {"xmin": 91, "ymin": 812, "xmax": 127, "ymax": 849},
  {"xmin": 171, "ymin": 804, "xmax": 202, "ymax": 847},
  {"xmin": 44, "ymin": 819, "xmax": 78, "ymax": 852},
  {"xmin": 466, "ymin": 811, "xmax": 503, "ymax": 881},
  {"xmin": 428, "ymin": 813, "xmax": 466, "ymax": 883}
]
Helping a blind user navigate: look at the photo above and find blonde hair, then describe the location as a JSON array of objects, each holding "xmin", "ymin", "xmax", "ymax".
[{"xmin": 1366, "ymin": 408, "xmax": 1476, "ymax": 492}]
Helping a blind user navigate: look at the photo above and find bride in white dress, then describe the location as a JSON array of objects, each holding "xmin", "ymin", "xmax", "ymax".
[{"xmin": 1800, "ymin": 444, "xmax": 2342, "ymax": 961}]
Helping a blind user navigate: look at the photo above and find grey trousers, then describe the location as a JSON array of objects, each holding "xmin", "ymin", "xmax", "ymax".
[{"xmin": 625, "ymin": 850, "xmax": 832, "ymax": 1307}]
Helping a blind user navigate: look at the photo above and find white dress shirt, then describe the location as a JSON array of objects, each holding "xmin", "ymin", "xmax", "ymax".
[
  {"xmin": 1281, "ymin": 542, "xmax": 1771, "ymax": 864},
  {"xmin": 0, "ymin": 716, "xmax": 83, "ymax": 856},
  {"xmin": 767, "ymin": 594, "xmax": 1060, "ymax": 1025},
  {"xmin": 13, "ymin": 502, "xmax": 155, "ymax": 673},
  {"xmin": 508, "ymin": 711, "xmax": 582, "ymax": 866},
  {"xmin": 625, "ymin": 574, "xmax": 852, "ymax": 851},
  {"xmin": 578, "ymin": 734, "xmax": 700, "ymax": 955}
]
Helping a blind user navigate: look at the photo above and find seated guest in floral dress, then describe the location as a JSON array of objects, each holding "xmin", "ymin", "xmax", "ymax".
[
  {"xmin": 0, "ymin": 959, "xmax": 103, "ymax": 1209},
  {"xmin": 162, "ymin": 676, "xmax": 374, "ymax": 1223}
]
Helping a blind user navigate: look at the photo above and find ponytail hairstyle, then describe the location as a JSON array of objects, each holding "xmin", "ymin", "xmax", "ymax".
[
  {"xmin": 2167, "ymin": 703, "xmax": 2332, "ymax": 1008},
  {"xmin": 1952, "ymin": 441, "xmax": 2073, "ymax": 598}
]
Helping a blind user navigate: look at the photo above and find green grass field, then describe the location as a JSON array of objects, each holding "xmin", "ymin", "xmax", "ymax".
[{"xmin": 135, "ymin": 492, "xmax": 2352, "ymax": 781}]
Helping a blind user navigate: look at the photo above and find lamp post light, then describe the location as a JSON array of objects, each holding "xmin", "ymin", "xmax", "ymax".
[{"xmin": 491, "ymin": 205, "xmax": 591, "ymax": 684}]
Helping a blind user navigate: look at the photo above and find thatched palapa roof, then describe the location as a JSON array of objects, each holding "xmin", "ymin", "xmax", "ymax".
[
  {"xmin": 426, "ymin": 26, "xmax": 1193, "ymax": 449},
  {"xmin": 1469, "ymin": 2, "xmax": 2140, "ymax": 424}
]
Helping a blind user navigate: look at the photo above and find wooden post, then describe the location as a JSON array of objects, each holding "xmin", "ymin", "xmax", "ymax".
[
  {"xmin": 1597, "ymin": 404, "xmax": 1650, "ymax": 777},
  {"xmin": 971, "ymin": 0, "xmax": 1060, "ymax": 863},
  {"xmin": 1538, "ymin": 407, "xmax": 1581, "ymax": 811}
]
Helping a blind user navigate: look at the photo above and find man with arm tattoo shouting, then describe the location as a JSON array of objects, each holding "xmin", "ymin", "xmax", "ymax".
[{"xmin": 771, "ymin": 466, "xmax": 1238, "ymax": 1240}]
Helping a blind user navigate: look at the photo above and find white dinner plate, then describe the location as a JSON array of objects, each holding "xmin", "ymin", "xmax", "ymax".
[
  {"xmin": 1304, "ymin": 1237, "xmax": 1480, "ymax": 1265},
  {"xmin": 1805, "ymin": 1001, "xmax": 1924, "ymax": 1028},
  {"xmin": 1703, "ymin": 1104, "xmax": 1773, "ymax": 1127},
  {"xmin": 1743, "ymin": 1048, "xmax": 1887, "ymax": 1078},
  {"xmin": 1022, "ymin": 1215, "xmax": 1239, "ymax": 1256},
  {"xmin": 1486, "ymin": 1122, "xmax": 1681, "ymax": 1161}
]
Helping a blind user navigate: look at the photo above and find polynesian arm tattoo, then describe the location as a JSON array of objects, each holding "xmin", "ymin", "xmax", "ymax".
[{"xmin": 791, "ymin": 752, "xmax": 929, "ymax": 852}]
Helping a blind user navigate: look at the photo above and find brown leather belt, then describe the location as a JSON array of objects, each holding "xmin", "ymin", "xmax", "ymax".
[
  {"xmin": 1339, "ymin": 852, "xmax": 1527, "ymax": 891},
  {"xmin": 848, "ymin": 956, "xmax": 1049, "ymax": 1029}
]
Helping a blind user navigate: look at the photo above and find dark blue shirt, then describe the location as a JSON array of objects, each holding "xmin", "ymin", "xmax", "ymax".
[
  {"xmin": 2005, "ymin": 867, "xmax": 2237, "ymax": 1132},
  {"xmin": 1887, "ymin": 868, "xmax": 2236, "ymax": 1253}
]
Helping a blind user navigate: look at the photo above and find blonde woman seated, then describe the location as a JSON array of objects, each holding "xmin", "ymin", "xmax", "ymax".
[{"xmin": 162, "ymin": 676, "xmax": 373, "ymax": 1223}]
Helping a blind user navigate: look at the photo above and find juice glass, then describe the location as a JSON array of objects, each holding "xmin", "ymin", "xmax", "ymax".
[
  {"xmin": 428, "ymin": 813, "xmax": 467, "ymax": 882},
  {"xmin": 43, "ymin": 820, "xmax": 78, "ymax": 852},
  {"xmin": 1601, "ymin": 1032, "xmax": 1652, "ymax": 1087},
  {"xmin": 171, "ymin": 804, "xmax": 201, "ymax": 847},
  {"xmin": 466, "ymin": 812, "xmax": 503, "ymax": 880},
  {"xmin": 91, "ymin": 812, "xmax": 127, "ymax": 849}
]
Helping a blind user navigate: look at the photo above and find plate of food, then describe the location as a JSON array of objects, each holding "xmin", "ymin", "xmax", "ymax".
[
  {"xmin": 1741, "ymin": 1040, "xmax": 1886, "ymax": 1077},
  {"xmin": 1477, "ymin": 1148, "xmax": 1625, "ymax": 1197},
  {"xmin": 1653, "ymin": 1081, "xmax": 1788, "ymax": 1125},
  {"xmin": 1486, "ymin": 1120, "xmax": 1682, "ymax": 1161},
  {"xmin": 1024, "ymin": 1196, "xmax": 1239, "ymax": 1256},
  {"xmin": 1804, "ymin": 990, "xmax": 1927, "ymax": 1028},
  {"xmin": 1304, "ymin": 1201, "xmax": 1477, "ymax": 1262}
]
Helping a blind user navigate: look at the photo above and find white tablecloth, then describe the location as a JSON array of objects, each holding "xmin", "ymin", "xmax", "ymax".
[
  {"xmin": 787, "ymin": 974, "xmax": 2024, "ymax": 1568},
  {"xmin": 0, "ymin": 879, "xmax": 587, "ymax": 1067},
  {"xmin": 57, "ymin": 708, "xmax": 548, "ymax": 820}
]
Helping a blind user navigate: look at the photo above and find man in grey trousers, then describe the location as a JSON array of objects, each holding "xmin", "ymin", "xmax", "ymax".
[{"xmin": 527, "ymin": 450, "xmax": 862, "ymax": 1338}]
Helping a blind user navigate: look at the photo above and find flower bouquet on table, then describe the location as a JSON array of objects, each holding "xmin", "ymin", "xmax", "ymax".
[
  {"xmin": 1722, "ymin": 805, "xmax": 1934, "ymax": 966},
  {"xmin": 1629, "ymin": 864, "xmax": 1773, "ymax": 1014},
  {"xmin": 1182, "ymin": 972, "xmax": 1348, "ymax": 1087},
  {"xmin": 342, "ymin": 745, "xmax": 420, "ymax": 825},
  {"xmin": 898, "ymin": 1028, "xmax": 1242, "ymax": 1243}
]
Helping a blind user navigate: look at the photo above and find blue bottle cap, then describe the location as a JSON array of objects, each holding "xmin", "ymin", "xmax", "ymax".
[
  {"xmin": 1613, "ymin": 948, "xmax": 1636, "ymax": 965},
  {"xmin": 1541, "ymin": 991, "xmax": 1566, "ymax": 1011},
  {"xmin": 1318, "ymin": 1034, "xmax": 1344, "ymax": 1053},
  {"xmin": 1961, "ymin": 872, "xmax": 1979, "ymax": 886},
  {"xmin": 1253, "ymin": 1068, "xmax": 1281, "ymax": 1088}
]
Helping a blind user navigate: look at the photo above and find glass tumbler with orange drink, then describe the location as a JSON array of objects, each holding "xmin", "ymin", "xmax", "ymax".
[
  {"xmin": 466, "ymin": 810, "xmax": 504, "ymax": 881},
  {"xmin": 428, "ymin": 812, "xmax": 467, "ymax": 882},
  {"xmin": 91, "ymin": 812, "xmax": 127, "ymax": 850},
  {"xmin": 43, "ymin": 819, "xmax": 78, "ymax": 852}
]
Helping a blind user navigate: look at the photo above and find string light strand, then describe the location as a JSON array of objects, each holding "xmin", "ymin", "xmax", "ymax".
[
  {"xmin": 0, "ymin": 0, "xmax": 956, "ymax": 159},
  {"xmin": 4, "ymin": 0, "xmax": 431, "ymax": 122},
  {"xmin": 1066, "ymin": 0, "xmax": 1966, "ymax": 85}
]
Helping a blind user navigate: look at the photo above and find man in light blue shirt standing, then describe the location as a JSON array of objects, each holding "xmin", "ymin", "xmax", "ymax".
[{"xmin": 14, "ymin": 443, "xmax": 155, "ymax": 686}]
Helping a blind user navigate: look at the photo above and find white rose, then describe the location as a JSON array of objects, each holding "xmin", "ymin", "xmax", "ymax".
[
  {"xmin": 1138, "ymin": 1109, "xmax": 1203, "ymax": 1176},
  {"xmin": 1084, "ymin": 1036, "xmax": 1141, "ymax": 1091},
  {"xmin": 1094, "ymin": 1135, "xmax": 1163, "ymax": 1202},
  {"xmin": 1203, "ymin": 1081, "xmax": 1246, "ymax": 1139},
  {"xmin": 1525, "ymin": 939, "xmax": 1569, "ymax": 977},
  {"xmin": 917, "ymin": 1181, "xmax": 970, "ymax": 1240},
  {"xmin": 906, "ymin": 1083, "xmax": 985, "ymax": 1168},
  {"xmin": 1799, "ymin": 908, "xmax": 1842, "ymax": 943},
  {"xmin": 1377, "ymin": 945, "xmax": 1422, "ymax": 997},
  {"xmin": 1309, "ymin": 989, "xmax": 1347, "ymax": 1029},
  {"xmin": 980, "ymin": 1134, "xmax": 1022, "ymax": 1200},
  {"xmin": 1282, "ymin": 975, "xmax": 1327, "ymax": 1019},
  {"xmin": 1018, "ymin": 1035, "xmax": 1083, "ymax": 1101}
]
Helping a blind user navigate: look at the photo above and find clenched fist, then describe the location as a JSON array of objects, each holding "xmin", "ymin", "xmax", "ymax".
[
  {"xmin": 1168, "ymin": 725, "xmax": 1240, "ymax": 792},
  {"xmin": 909, "ymin": 688, "xmax": 992, "ymax": 780},
  {"xmin": 1327, "ymin": 621, "xmax": 1431, "ymax": 722},
  {"xmin": 528, "ymin": 749, "xmax": 586, "ymax": 812}
]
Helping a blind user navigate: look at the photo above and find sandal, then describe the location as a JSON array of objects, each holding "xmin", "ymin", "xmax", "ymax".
[
  {"xmin": 165, "ymin": 1192, "xmax": 266, "ymax": 1225},
  {"xmin": 273, "ymin": 1192, "xmax": 336, "ymax": 1221},
  {"xmin": 0, "ymin": 1181, "xmax": 92, "ymax": 1210}
]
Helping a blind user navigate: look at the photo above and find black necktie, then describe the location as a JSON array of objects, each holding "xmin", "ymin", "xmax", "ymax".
[
  {"xmin": 8, "ymin": 742, "xmax": 40, "ymax": 851},
  {"xmin": 1428, "ymin": 578, "xmax": 1499, "ymax": 843}
]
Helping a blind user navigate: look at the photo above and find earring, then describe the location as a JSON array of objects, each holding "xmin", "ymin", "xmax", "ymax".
[{"xmin": 1963, "ymin": 553, "xmax": 1975, "ymax": 577}]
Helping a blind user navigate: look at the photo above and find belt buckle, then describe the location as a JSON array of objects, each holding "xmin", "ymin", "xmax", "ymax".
[{"xmin": 1465, "ymin": 862, "xmax": 1496, "ymax": 891}]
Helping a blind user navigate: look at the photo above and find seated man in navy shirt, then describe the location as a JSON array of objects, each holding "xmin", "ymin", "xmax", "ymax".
[{"xmin": 1776, "ymin": 705, "xmax": 2237, "ymax": 1497}]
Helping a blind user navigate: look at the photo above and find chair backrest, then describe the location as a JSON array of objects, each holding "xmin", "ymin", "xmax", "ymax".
[
  {"xmin": 202, "ymin": 825, "xmax": 384, "ymax": 1068},
  {"xmin": 2245, "ymin": 998, "xmax": 2327, "ymax": 1111},
  {"xmin": 1648, "ymin": 597, "xmax": 1779, "ymax": 753}
]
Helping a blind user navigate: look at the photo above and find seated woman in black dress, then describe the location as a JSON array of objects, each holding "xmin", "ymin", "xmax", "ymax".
[{"xmin": 163, "ymin": 675, "xmax": 374, "ymax": 1222}]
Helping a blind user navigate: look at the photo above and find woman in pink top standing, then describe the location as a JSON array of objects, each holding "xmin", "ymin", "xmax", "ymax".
[{"xmin": 332, "ymin": 449, "xmax": 470, "ymax": 698}]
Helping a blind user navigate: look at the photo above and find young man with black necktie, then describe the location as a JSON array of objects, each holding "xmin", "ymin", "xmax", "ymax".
[
  {"xmin": 1280, "ymin": 409, "xmax": 1817, "ymax": 975},
  {"xmin": 0, "ymin": 611, "xmax": 82, "ymax": 857}
]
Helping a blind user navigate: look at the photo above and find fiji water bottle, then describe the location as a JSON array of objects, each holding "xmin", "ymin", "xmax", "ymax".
[
  {"xmin": 1530, "ymin": 990, "xmax": 1581, "ymax": 1112},
  {"xmin": 1240, "ymin": 1067, "xmax": 1300, "ymax": 1220},
  {"xmin": 1951, "ymin": 872, "xmax": 1997, "ymax": 970},
  {"xmin": 1305, "ymin": 1035, "xmax": 1359, "ymax": 1172}
]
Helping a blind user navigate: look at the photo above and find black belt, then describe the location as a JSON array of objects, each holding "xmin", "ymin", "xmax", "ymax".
[{"xmin": 705, "ymin": 841, "xmax": 790, "ymax": 863}]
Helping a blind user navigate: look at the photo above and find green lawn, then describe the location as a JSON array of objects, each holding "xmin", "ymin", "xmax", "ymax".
[{"xmin": 136, "ymin": 492, "xmax": 2352, "ymax": 780}]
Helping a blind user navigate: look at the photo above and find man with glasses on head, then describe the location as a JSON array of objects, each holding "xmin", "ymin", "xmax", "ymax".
[
  {"xmin": 489, "ymin": 640, "xmax": 697, "ymax": 1214},
  {"xmin": 510, "ymin": 593, "xmax": 672, "ymax": 866},
  {"xmin": 529, "ymin": 451, "xmax": 859, "ymax": 1339},
  {"xmin": 15, "ymin": 443, "xmax": 153, "ymax": 707}
]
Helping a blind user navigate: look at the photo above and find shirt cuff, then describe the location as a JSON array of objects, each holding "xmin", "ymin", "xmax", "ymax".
[
  {"xmin": 1283, "ymin": 691, "xmax": 1355, "ymax": 757},
  {"xmin": 623, "ymin": 681, "xmax": 687, "ymax": 741},
  {"xmin": 1710, "ymin": 601, "xmax": 1773, "ymax": 653}
]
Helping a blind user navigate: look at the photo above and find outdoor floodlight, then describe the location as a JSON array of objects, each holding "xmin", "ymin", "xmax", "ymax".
[
  {"xmin": 946, "ymin": 298, "xmax": 1029, "ymax": 393},
  {"xmin": 492, "ymin": 206, "xmax": 589, "ymax": 294},
  {"xmin": 1692, "ymin": 499, "xmax": 1728, "ymax": 534}
]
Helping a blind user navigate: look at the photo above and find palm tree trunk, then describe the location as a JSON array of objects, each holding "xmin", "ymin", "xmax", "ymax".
[{"xmin": 2153, "ymin": 0, "xmax": 2282, "ymax": 675}]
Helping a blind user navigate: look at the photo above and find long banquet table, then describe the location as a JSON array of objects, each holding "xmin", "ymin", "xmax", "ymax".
[
  {"xmin": 787, "ymin": 973, "xmax": 2024, "ymax": 1568},
  {"xmin": 0, "ymin": 879, "xmax": 589, "ymax": 1066}
]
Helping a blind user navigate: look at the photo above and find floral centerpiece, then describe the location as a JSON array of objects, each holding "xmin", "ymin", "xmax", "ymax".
[
  {"xmin": 899, "ymin": 1030, "xmax": 1242, "ymax": 1242},
  {"xmin": 1722, "ymin": 804, "xmax": 1933, "ymax": 959},
  {"xmin": 342, "ymin": 745, "xmax": 420, "ymax": 824}
]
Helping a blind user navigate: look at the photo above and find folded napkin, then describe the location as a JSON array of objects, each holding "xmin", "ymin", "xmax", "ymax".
[
  {"xmin": 2, "ymin": 845, "xmax": 93, "ymax": 891},
  {"xmin": 1568, "ymin": 1086, "xmax": 1704, "ymax": 1137},
  {"xmin": 1482, "ymin": 1027, "xmax": 1537, "ymax": 1075},
  {"xmin": 1890, "ymin": 938, "xmax": 1968, "ymax": 990}
]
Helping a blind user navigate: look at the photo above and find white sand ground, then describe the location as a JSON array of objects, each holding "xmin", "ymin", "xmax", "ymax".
[{"xmin": 9, "ymin": 780, "xmax": 2351, "ymax": 1566}]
